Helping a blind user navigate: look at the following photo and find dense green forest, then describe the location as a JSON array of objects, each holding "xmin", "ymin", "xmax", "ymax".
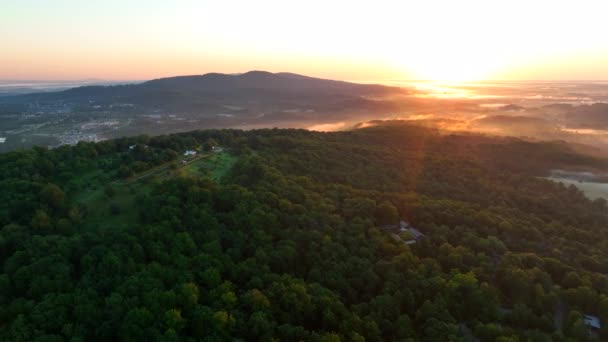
[{"xmin": 1, "ymin": 122, "xmax": 607, "ymax": 341}]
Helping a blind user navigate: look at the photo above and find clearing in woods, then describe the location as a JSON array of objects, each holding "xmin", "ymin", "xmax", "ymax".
[
  {"xmin": 72, "ymin": 150, "xmax": 236, "ymax": 228},
  {"xmin": 180, "ymin": 152, "xmax": 237, "ymax": 182}
]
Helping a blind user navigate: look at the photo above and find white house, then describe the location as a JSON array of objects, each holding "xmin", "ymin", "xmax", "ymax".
[{"xmin": 184, "ymin": 150, "xmax": 197, "ymax": 156}]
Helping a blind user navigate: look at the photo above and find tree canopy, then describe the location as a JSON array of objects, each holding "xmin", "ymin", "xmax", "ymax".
[{"xmin": 0, "ymin": 123, "xmax": 607, "ymax": 341}]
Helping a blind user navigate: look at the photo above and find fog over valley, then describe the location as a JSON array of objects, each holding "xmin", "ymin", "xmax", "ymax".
[{"xmin": 2, "ymin": 74, "xmax": 608, "ymax": 153}]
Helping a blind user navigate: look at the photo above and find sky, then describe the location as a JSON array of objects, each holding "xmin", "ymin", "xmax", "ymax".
[{"xmin": 1, "ymin": 0, "xmax": 608, "ymax": 81}]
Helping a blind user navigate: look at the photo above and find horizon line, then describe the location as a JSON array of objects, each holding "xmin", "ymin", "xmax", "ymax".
[{"xmin": 3, "ymin": 71, "xmax": 608, "ymax": 85}]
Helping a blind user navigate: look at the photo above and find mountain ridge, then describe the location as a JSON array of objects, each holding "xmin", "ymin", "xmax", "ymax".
[{"xmin": 3, "ymin": 71, "xmax": 403, "ymax": 104}]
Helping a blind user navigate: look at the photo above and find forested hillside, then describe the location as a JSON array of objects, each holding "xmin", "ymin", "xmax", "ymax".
[{"xmin": 1, "ymin": 123, "xmax": 607, "ymax": 341}]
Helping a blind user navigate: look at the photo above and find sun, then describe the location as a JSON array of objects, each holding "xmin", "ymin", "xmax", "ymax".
[
  {"xmin": 413, "ymin": 61, "xmax": 488, "ymax": 82},
  {"xmin": 393, "ymin": 46, "xmax": 502, "ymax": 82},
  {"xmin": 407, "ymin": 53, "xmax": 498, "ymax": 82}
]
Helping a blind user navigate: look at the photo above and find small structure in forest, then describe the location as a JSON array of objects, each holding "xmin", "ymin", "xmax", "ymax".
[
  {"xmin": 584, "ymin": 314, "xmax": 601, "ymax": 330},
  {"xmin": 184, "ymin": 150, "xmax": 197, "ymax": 156},
  {"xmin": 399, "ymin": 221, "xmax": 425, "ymax": 241},
  {"xmin": 381, "ymin": 220, "xmax": 425, "ymax": 245}
]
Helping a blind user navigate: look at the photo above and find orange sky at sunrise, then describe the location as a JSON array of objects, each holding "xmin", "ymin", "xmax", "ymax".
[{"xmin": 2, "ymin": 0, "xmax": 608, "ymax": 82}]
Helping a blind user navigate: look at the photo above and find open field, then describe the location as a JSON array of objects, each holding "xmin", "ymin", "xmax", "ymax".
[
  {"xmin": 69, "ymin": 150, "xmax": 236, "ymax": 229},
  {"xmin": 180, "ymin": 152, "xmax": 237, "ymax": 182}
]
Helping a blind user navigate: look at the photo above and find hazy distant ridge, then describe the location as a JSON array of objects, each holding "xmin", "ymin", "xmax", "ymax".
[{"xmin": 3, "ymin": 71, "xmax": 402, "ymax": 107}]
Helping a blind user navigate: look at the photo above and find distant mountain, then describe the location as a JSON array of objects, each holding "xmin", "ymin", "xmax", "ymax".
[
  {"xmin": 141, "ymin": 71, "xmax": 391, "ymax": 94},
  {"xmin": 0, "ymin": 72, "xmax": 412, "ymax": 152},
  {"xmin": 1, "ymin": 71, "xmax": 405, "ymax": 112}
]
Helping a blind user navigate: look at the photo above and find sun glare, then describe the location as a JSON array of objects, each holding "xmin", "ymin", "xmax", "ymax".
[{"xmin": 402, "ymin": 51, "xmax": 501, "ymax": 82}]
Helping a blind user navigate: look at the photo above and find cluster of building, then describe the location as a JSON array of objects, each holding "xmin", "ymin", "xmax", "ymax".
[
  {"xmin": 183, "ymin": 145, "xmax": 224, "ymax": 156},
  {"xmin": 57, "ymin": 131, "xmax": 100, "ymax": 146},
  {"xmin": 184, "ymin": 146, "xmax": 223, "ymax": 156}
]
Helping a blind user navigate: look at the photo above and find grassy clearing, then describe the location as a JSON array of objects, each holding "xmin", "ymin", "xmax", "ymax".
[
  {"xmin": 71, "ymin": 171, "xmax": 107, "ymax": 203},
  {"xmin": 72, "ymin": 164, "xmax": 146, "ymax": 230},
  {"xmin": 181, "ymin": 152, "xmax": 237, "ymax": 182},
  {"xmin": 71, "ymin": 151, "xmax": 236, "ymax": 230}
]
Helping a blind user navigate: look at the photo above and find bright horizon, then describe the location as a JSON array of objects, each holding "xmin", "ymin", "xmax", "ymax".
[{"xmin": 2, "ymin": 0, "xmax": 608, "ymax": 82}]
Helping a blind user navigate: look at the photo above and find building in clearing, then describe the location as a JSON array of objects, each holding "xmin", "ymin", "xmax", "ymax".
[
  {"xmin": 381, "ymin": 220, "xmax": 425, "ymax": 245},
  {"xmin": 584, "ymin": 315, "xmax": 601, "ymax": 330},
  {"xmin": 212, "ymin": 146, "xmax": 223, "ymax": 153},
  {"xmin": 400, "ymin": 221, "xmax": 425, "ymax": 240},
  {"xmin": 184, "ymin": 150, "xmax": 197, "ymax": 156}
]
